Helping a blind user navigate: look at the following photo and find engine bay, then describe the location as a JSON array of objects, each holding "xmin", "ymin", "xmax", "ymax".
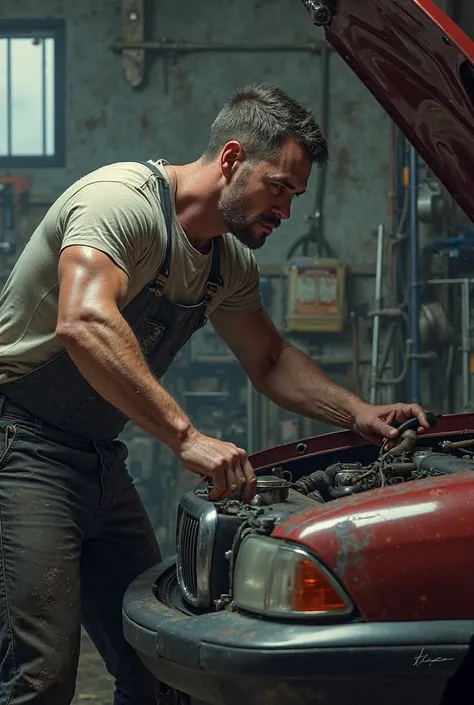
[
  {"xmin": 283, "ymin": 432, "xmax": 474, "ymax": 501},
  {"xmin": 173, "ymin": 420, "xmax": 474, "ymax": 613},
  {"xmin": 213, "ymin": 424, "xmax": 474, "ymax": 512}
]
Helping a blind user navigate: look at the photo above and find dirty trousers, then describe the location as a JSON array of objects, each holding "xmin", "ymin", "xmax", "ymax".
[{"xmin": 0, "ymin": 398, "xmax": 162, "ymax": 705}]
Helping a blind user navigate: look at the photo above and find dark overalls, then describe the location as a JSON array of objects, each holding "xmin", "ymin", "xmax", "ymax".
[{"xmin": 0, "ymin": 162, "xmax": 222, "ymax": 705}]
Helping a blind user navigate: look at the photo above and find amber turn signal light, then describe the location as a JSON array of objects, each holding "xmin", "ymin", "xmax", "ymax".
[{"xmin": 293, "ymin": 558, "xmax": 348, "ymax": 612}]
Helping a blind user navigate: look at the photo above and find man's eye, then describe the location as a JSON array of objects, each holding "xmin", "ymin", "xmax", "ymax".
[{"xmin": 273, "ymin": 184, "xmax": 284, "ymax": 192}]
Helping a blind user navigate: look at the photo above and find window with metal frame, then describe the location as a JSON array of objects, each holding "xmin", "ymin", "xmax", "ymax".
[{"xmin": 0, "ymin": 19, "xmax": 65, "ymax": 168}]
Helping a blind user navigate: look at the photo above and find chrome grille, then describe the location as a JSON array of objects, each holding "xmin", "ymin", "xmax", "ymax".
[
  {"xmin": 179, "ymin": 511, "xmax": 199, "ymax": 599},
  {"xmin": 176, "ymin": 492, "xmax": 217, "ymax": 608}
]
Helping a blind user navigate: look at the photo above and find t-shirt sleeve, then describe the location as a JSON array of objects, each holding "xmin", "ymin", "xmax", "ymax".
[
  {"xmin": 215, "ymin": 249, "xmax": 263, "ymax": 314},
  {"xmin": 57, "ymin": 181, "xmax": 156, "ymax": 278}
]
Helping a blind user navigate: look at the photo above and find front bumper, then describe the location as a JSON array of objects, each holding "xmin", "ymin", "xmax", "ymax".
[{"xmin": 123, "ymin": 559, "xmax": 473, "ymax": 705}]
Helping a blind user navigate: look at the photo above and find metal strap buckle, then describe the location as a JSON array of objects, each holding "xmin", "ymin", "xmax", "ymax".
[
  {"xmin": 203, "ymin": 281, "xmax": 220, "ymax": 303},
  {"xmin": 149, "ymin": 272, "xmax": 168, "ymax": 296},
  {"xmin": 205, "ymin": 281, "xmax": 219, "ymax": 296}
]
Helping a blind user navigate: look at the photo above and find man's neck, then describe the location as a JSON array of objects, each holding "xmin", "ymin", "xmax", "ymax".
[{"xmin": 164, "ymin": 160, "xmax": 226, "ymax": 251}]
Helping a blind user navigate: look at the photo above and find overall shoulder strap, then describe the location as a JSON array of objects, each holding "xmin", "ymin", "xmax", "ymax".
[
  {"xmin": 203, "ymin": 237, "xmax": 223, "ymax": 303},
  {"xmin": 138, "ymin": 160, "xmax": 173, "ymax": 295}
]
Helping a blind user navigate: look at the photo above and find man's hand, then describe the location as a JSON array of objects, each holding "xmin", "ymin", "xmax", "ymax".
[
  {"xmin": 352, "ymin": 402, "xmax": 430, "ymax": 445},
  {"xmin": 176, "ymin": 428, "xmax": 257, "ymax": 503}
]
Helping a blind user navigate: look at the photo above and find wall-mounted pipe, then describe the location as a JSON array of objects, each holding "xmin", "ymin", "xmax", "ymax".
[
  {"xmin": 111, "ymin": 37, "xmax": 332, "ymax": 90},
  {"xmin": 310, "ymin": 40, "xmax": 330, "ymax": 257},
  {"xmin": 111, "ymin": 40, "xmax": 328, "ymax": 55},
  {"xmin": 461, "ymin": 279, "xmax": 471, "ymax": 411},
  {"xmin": 409, "ymin": 145, "xmax": 421, "ymax": 402},
  {"xmin": 369, "ymin": 224, "xmax": 385, "ymax": 404}
]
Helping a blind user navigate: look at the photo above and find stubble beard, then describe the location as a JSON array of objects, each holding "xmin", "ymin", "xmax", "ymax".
[{"xmin": 218, "ymin": 172, "xmax": 267, "ymax": 251}]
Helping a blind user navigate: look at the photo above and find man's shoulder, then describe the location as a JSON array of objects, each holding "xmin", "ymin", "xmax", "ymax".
[
  {"xmin": 53, "ymin": 159, "xmax": 168, "ymax": 227},
  {"xmin": 66, "ymin": 160, "xmax": 163, "ymax": 193}
]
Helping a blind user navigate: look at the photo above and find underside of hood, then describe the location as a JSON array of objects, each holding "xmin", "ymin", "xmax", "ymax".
[{"xmin": 302, "ymin": 0, "xmax": 474, "ymax": 222}]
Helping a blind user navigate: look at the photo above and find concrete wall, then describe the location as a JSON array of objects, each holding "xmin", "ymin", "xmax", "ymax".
[
  {"xmin": 459, "ymin": 2, "xmax": 474, "ymax": 37},
  {"xmin": 2, "ymin": 0, "xmax": 391, "ymax": 268}
]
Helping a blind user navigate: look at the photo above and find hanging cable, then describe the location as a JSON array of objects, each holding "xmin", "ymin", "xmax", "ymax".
[{"xmin": 287, "ymin": 41, "xmax": 334, "ymax": 260}]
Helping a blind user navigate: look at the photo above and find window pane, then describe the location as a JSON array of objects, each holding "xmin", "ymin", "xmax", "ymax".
[
  {"xmin": 0, "ymin": 22, "xmax": 62, "ymax": 164},
  {"xmin": 45, "ymin": 37, "xmax": 55, "ymax": 156},
  {"xmin": 11, "ymin": 38, "xmax": 44, "ymax": 156},
  {"xmin": 0, "ymin": 39, "xmax": 7, "ymax": 155}
]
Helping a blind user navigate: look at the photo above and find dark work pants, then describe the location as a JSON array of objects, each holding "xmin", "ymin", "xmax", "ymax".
[{"xmin": 0, "ymin": 398, "xmax": 162, "ymax": 705}]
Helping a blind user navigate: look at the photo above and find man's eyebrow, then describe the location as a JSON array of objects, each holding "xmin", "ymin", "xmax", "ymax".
[{"xmin": 271, "ymin": 175, "xmax": 306, "ymax": 195}]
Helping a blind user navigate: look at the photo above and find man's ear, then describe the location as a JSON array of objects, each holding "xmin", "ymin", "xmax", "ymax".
[{"xmin": 220, "ymin": 141, "xmax": 245, "ymax": 180}]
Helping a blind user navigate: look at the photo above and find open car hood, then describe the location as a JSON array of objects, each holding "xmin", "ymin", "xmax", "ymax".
[{"xmin": 301, "ymin": 0, "xmax": 474, "ymax": 222}]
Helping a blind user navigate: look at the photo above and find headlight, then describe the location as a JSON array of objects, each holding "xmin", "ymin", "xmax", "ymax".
[{"xmin": 232, "ymin": 535, "xmax": 354, "ymax": 619}]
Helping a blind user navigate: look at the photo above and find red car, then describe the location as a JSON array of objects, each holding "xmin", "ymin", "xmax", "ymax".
[{"xmin": 123, "ymin": 2, "xmax": 474, "ymax": 704}]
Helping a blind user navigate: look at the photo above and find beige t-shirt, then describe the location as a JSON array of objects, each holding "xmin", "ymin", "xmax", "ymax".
[{"xmin": 0, "ymin": 159, "xmax": 262, "ymax": 382}]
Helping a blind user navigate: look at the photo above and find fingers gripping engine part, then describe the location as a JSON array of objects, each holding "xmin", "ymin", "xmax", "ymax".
[
  {"xmin": 382, "ymin": 429, "xmax": 418, "ymax": 457},
  {"xmin": 380, "ymin": 412, "xmax": 438, "ymax": 457},
  {"xmin": 301, "ymin": 0, "xmax": 335, "ymax": 27},
  {"xmin": 396, "ymin": 411, "xmax": 439, "ymax": 434}
]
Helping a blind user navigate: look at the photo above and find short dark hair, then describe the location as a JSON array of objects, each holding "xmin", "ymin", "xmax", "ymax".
[{"xmin": 202, "ymin": 83, "xmax": 328, "ymax": 166}]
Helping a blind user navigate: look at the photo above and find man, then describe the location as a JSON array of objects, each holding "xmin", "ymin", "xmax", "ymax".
[{"xmin": 0, "ymin": 83, "xmax": 427, "ymax": 704}]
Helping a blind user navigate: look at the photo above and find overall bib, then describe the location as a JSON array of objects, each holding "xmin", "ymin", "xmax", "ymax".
[{"xmin": 0, "ymin": 161, "xmax": 222, "ymax": 705}]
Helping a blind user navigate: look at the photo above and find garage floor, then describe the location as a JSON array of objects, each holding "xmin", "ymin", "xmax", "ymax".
[{"xmin": 72, "ymin": 630, "xmax": 114, "ymax": 704}]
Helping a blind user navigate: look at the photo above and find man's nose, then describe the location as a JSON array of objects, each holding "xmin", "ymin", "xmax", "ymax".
[{"xmin": 272, "ymin": 201, "xmax": 291, "ymax": 221}]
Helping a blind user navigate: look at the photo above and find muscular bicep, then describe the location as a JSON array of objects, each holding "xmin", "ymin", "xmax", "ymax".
[
  {"xmin": 210, "ymin": 308, "xmax": 287, "ymax": 384},
  {"xmin": 57, "ymin": 245, "xmax": 130, "ymax": 331}
]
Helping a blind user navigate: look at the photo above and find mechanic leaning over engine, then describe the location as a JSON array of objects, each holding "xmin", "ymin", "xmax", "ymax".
[{"xmin": 0, "ymin": 83, "xmax": 429, "ymax": 705}]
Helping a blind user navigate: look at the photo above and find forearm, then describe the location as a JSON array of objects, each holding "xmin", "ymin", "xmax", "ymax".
[
  {"xmin": 255, "ymin": 343, "xmax": 365, "ymax": 429},
  {"xmin": 57, "ymin": 311, "xmax": 192, "ymax": 450}
]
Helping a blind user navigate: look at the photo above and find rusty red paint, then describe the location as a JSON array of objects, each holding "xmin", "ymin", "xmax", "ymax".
[{"xmin": 273, "ymin": 469, "xmax": 474, "ymax": 622}]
